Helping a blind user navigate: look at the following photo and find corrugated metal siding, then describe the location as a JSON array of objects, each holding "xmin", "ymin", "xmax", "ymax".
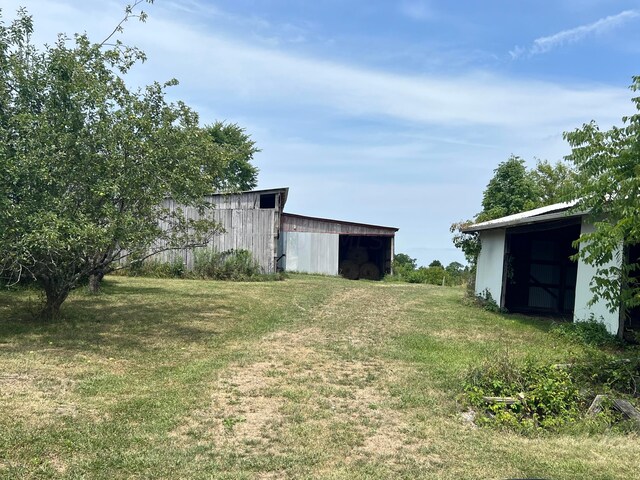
[
  {"xmin": 281, "ymin": 214, "xmax": 396, "ymax": 236},
  {"xmin": 153, "ymin": 191, "xmax": 284, "ymax": 273},
  {"xmin": 282, "ymin": 232, "xmax": 339, "ymax": 275},
  {"xmin": 528, "ymin": 287, "xmax": 559, "ymax": 309}
]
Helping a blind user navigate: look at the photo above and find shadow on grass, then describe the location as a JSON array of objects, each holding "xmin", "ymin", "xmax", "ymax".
[
  {"xmin": 0, "ymin": 278, "xmax": 258, "ymax": 355},
  {"xmin": 498, "ymin": 311, "xmax": 560, "ymax": 333}
]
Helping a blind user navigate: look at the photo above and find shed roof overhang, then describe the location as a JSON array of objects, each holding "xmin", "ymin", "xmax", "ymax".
[{"xmin": 461, "ymin": 200, "xmax": 587, "ymax": 233}]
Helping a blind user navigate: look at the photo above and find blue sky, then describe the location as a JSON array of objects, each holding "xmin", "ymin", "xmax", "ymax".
[{"xmin": 5, "ymin": 0, "xmax": 640, "ymax": 266}]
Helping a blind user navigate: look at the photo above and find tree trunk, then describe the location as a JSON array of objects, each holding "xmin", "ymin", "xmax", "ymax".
[
  {"xmin": 88, "ymin": 271, "xmax": 104, "ymax": 294},
  {"xmin": 40, "ymin": 282, "xmax": 70, "ymax": 320},
  {"xmin": 42, "ymin": 291, "xmax": 67, "ymax": 320}
]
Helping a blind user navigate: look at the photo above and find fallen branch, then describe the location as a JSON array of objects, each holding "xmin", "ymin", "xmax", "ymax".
[{"xmin": 482, "ymin": 396, "xmax": 518, "ymax": 405}]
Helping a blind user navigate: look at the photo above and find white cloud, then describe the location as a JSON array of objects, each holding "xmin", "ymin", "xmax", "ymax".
[
  {"xmin": 4, "ymin": 0, "xmax": 631, "ymax": 133},
  {"xmin": 511, "ymin": 9, "xmax": 639, "ymax": 58},
  {"xmin": 133, "ymin": 20, "xmax": 629, "ymax": 133},
  {"xmin": 508, "ymin": 45, "xmax": 526, "ymax": 60}
]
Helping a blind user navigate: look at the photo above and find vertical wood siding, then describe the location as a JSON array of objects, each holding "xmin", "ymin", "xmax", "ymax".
[{"xmin": 153, "ymin": 190, "xmax": 285, "ymax": 273}]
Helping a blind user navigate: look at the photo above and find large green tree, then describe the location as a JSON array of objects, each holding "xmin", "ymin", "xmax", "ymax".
[
  {"xmin": 452, "ymin": 156, "xmax": 539, "ymax": 264},
  {"xmin": 207, "ymin": 121, "xmax": 259, "ymax": 191},
  {"xmin": 452, "ymin": 156, "xmax": 577, "ymax": 265},
  {"xmin": 477, "ymin": 155, "xmax": 539, "ymax": 222},
  {"xmin": 564, "ymin": 76, "xmax": 640, "ymax": 320},
  {"xmin": 0, "ymin": 8, "xmax": 251, "ymax": 317},
  {"xmin": 530, "ymin": 159, "xmax": 577, "ymax": 206}
]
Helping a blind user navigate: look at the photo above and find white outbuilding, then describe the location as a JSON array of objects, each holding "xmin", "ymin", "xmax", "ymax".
[{"xmin": 462, "ymin": 202, "xmax": 634, "ymax": 336}]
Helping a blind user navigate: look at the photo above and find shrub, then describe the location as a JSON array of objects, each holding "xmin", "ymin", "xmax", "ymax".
[
  {"xmin": 128, "ymin": 257, "xmax": 185, "ymax": 278},
  {"xmin": 192, "ymin": 248, "xmax": 262, "ymax": 280},
  {"xmin": 406, "ymin": 266, "xmax": 449, "ymax": 285},
  {"xmin": 464, "ymin": 355, "xmax": 582, "ymax": 433},
  {"xmin": 386, "ymin": 257, "xmax": 467, "ymax": 286},
  {"xmin": 551, "ymin": 317, "xmax": 621, "ymax": 348},
  {"xmin": 464, "ymin": 350, "xmax": 640, "ymax": 434}
]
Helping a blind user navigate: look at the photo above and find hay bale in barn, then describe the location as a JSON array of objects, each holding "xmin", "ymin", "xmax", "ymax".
[
  {"xmin": 340, "ymin": 260, "xmax": 360, "ymax": 280},
  {"xmin": 359, "ymin": 262, "xmax": 380, "ymax": 280},
  {"xmin": 346, "ymin": 246, "xmax": 369, "ymax": 265}
]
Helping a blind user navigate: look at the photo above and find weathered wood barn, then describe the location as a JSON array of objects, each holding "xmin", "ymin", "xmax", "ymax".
[
  {"xmin": 463, "ymin": 201, "xmax": 637, "ymax": 336},
  {"xmin": 159, "ymin": 188, "xmax": 288, "ymax": 273},
  {"xmin": 158, "ymin": 188, "xmax": 398, "ymax": 280}
]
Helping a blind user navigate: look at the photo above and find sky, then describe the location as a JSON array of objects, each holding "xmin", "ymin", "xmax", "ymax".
[{"xmin": 4, "ymin": 0, "xmax": 640, "ymax": 266}]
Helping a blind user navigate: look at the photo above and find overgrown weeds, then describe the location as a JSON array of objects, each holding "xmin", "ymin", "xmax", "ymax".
[
  {"xmin": 464, "ymin": 355, "xmax": 582, "ymax": 433},
  {"xmin": 192, "ymin": 248, "xmax": 261, "ymax": 280},
  {"xmin": 571, "ymin": 352, "xmax": 640, "ymax": 397},
  {"xmin": 471, "ymin": 288, "xmax": 505, "ymax": 313},
  {"xmin": 128, "ymin": 257, "xmax": 186, "ymax": 278},
  {"xmin": 463, "ymin": 351, "xmax": 640, "ymax": 434},
  {"xmin": 551, "ymin": 317, "xmax": 622, "ymax": 348},
  {"xmin": 124, "ymin": 248, "xmax": 285, "ymax": 281}
]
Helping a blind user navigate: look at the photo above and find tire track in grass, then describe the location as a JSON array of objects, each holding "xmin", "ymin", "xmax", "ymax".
[{"xmin": 170, "ymin": 283, "xmax": 440, "ymax": 476}]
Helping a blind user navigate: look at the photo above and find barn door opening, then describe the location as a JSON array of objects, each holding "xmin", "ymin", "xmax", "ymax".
[
  {"xmin": 338, "ymin": 235, "xmax": 392, "ymax": 280},
  {"xmin": 504, "ymin": 222, "xmax": 580, "ymax": 317}
]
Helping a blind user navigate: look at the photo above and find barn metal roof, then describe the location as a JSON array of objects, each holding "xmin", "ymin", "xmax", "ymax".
[
  {"xmin": 461, "ymin": 200, "xmax": 585, "ymax": 233},
  {"xmin": 282, "ymin": 213, "xmax": 398, "ymax": 233}
]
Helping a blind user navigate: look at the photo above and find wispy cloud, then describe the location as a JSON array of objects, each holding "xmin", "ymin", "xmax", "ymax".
[
  {"xmin": 7, "ymin": 0, "xmax": 628, "ymax": 132},
  {"xmin": 510, "ymin": 9, "xmax": 639, "ymax": 59},
  {"xmin": 134, "ymin": 19, "xmax": 627, "ymax": 132},
  {"xmin": 399, "ymin": 1, "xmax": 435, "ymax": 21}
]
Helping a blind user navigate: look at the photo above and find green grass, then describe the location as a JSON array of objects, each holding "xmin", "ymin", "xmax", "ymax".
[{"xmin": 0, "ymin": 275, "xmax": 638, "ymax": 479}]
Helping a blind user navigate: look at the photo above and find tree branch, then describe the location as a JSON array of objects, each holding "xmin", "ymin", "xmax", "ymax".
[{"xmin": 98, "ymin": 1, "xmax": 150, "ymax": 48}]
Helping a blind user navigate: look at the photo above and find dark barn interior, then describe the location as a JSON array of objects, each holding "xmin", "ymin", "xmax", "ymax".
[
  {"xmin": 338, "ymin": 235, "xmax": 392, "ymax": 280},
  {"xmin": 504, "ymin": 221, "xmax": 581, "ymax": 317},
  {"xmin": 628, "ymin": 243, "xmax": 640, "ymax": 330}
]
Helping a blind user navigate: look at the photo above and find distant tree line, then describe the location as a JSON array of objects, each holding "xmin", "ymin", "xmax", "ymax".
[{"xmin": 388, "ymin": 253, "xmax": 469, "ymax": 286}]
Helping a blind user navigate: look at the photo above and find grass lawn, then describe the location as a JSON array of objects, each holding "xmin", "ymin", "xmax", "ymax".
[{"xmin": 0, "ymin": 274, "xmax": 638, "ymax": 479}]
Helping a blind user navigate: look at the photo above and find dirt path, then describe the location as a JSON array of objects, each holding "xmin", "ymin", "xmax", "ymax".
[{"xmin": 171, "ymin": 284, "xmax": 433, "ymax": 474}]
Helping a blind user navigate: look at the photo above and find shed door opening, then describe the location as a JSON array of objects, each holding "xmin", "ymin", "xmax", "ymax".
[
  {"xmin": 504, "ymin": 222, "xmax": 580, "ymax": 316},
  {"xmin": 338, "ymin": 235, "xmax": 392, "ymax": 280}
]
